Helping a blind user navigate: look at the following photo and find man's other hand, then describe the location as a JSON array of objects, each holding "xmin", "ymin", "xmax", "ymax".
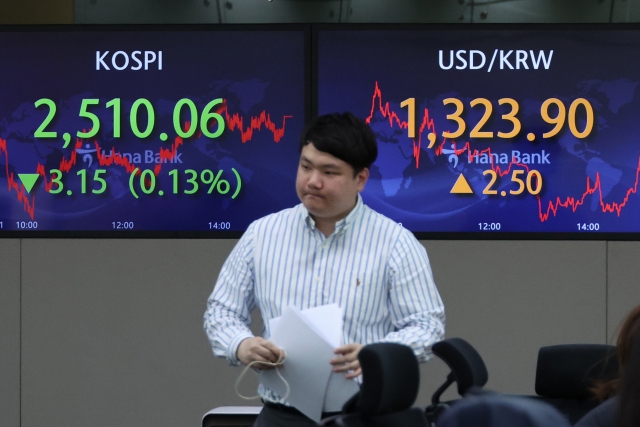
[
  {"xmin": 331, "ymin": 343, "xmax": 364, "ymax": 379},
  {"xmin": 237, "ymin": 337, "xmax": 284, "ymax": 369}
]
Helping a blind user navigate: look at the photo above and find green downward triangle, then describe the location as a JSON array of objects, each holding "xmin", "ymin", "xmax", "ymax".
[{"xmin": 18, "ymin": 173, "xmax": 39, "ymax": 193}]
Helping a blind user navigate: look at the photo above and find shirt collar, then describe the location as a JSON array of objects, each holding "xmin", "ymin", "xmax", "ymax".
[{"xmin": 301, "ymin": 193, "xmax": 364, "ymax": 235}]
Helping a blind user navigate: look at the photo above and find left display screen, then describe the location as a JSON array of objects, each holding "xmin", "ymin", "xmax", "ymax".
[{"xmin": 0, "ymin": 27, "xmax": 308, "ymax": 236}]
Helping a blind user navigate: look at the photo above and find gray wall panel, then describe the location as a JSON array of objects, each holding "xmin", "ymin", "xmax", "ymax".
[
  {"xmin": 72, "ymin": 0, "xmax": 622, "ymax": 24},
  {"xmin": 612, "ymin": 0, "xmax": 640, "ymax": 22},
  {"xmin": 345, "ymin": 0, "xmax": 469, "ymax": 23},
  {"xmin": 0, "ymin": 240, "xmax": 21, "ymax": 427},
  {"xmin": 607, "ymin": 242, "xmax": 640, "ymax": 342},
  {"xmin": 21, "ymin": 239, "xmax": 239, "ymax": 427},
  {"xmin": 418, "ymin": 240, "xmax": 607, "ymax": 397},
  {"xmin": 75, "ymin": 0, "xmax": 219, "ymax": 24},
  {"xmin": 472, "ymin": 0, "xmax": 612, "ymax": 23},
  {"xmin": 218, "ymin": 0, "xmax": 342, "ymax": 23},
  {"xmin": 19, "ymin": 237, "xmax": 611, "ymax": 426}
]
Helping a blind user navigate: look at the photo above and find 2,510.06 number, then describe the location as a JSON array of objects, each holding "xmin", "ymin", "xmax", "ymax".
[{"xmin": 34, "ymin": 97, "xmax": 225, "ymax": 140}]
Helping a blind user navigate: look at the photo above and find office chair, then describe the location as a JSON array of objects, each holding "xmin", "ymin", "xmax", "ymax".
[
  {"xmin": 531, "ymin": 344, "xmax": 617, "ymax": 424},
  {"xmin": 320, "ymin": 342, "xmax": 428, "ymax": 427},
  {"xmin": 425, "ymin": 337, "xmax": 489, "ymax": 424}
]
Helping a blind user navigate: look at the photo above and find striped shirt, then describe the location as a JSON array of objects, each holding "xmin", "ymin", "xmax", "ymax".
[{"xmin": 204, "ymin": 194, "xmax": 445, "ymax": 402}]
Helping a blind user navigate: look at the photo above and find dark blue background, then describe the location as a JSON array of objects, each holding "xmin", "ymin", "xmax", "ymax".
[
  {"xmin": 0, "ymin": 29, "xmax": 306, "ymax": 232},
  {"xmin": 318, "ymin": 28, "xmax": 640, "ymax": 234}
]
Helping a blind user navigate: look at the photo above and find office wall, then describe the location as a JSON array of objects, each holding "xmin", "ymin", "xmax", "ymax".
[
  {"xmin": 0, "ymin": 0, "xmax": 73, "ymax": 24},
  {"xmin": 0, "ymin": 238, "xmax": 626, "ymax": 427},
  {"xmin": 71, "ymin": 0, "xmax": 632, "ymax": 25},
  {"xmin": 74, "ymin": 0, "xmax": 219, "ymax": 24},
  {"xmin": 2, "ymin": 0, "xmax": 640, "ymax": 426},
  {"xmin": 0, "ymin": 240, "xmax": 21, "ymax": 427}
]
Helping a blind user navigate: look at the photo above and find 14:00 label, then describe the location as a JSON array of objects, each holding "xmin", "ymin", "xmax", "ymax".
[{"xmin": 209, "ymin": 222, "xmax": 230, "ymax": 230}]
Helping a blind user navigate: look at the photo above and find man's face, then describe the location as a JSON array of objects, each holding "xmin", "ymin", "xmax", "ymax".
[{"xmin": 296, "ymin": 143, "xmax": 369, "ymax": 223}]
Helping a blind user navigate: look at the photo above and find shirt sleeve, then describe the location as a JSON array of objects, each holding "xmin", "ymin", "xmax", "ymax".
[
  {"xmin": 203, "ymin": 223, "xmax": 257, "ymax": 366},
  {"xmin": 381, "ymin": 229, "xmax": 445, "ymax": 362}
]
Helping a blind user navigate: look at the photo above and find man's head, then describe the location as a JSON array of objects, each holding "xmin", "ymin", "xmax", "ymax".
[
  {"xmin": 296, "ymin": 112, "xmax": 378, "ymax": 225},
  {"xmin": 299, "ymin": 112, "xmax": 378, "ymax": 176}
]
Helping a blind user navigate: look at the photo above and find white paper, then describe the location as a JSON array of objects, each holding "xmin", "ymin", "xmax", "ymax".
[
  {"xmin": 265, "ymin": 304, "xmax": 360, "ymax": 415},
  {"xmin": 298, "ymin": 304, "xmax": 343, "ymax": 347},
  {"xmin": 323, "ymin": 372, "xmax": 360, "ymax": 412},
  {"xmin": 298, "ymin": 305, "xmax": 359, "ymax": 412},
  {"xmin": 260, "ymin": 306, "xmax": 335, "ymax": 422}
]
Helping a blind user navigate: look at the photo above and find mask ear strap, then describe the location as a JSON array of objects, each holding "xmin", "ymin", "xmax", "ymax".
[{"xmin": 234, "ymin": 348, "xmax": 289, "ymax": 402}]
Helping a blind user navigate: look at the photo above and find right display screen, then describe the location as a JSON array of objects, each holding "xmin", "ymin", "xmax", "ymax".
[{"xmin": 317, "ymin": 26, "xmax": 640, "ymax": 238}]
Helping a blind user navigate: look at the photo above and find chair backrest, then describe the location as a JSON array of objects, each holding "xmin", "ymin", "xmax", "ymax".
[
  {"xmin": 436, "ymin": 394, "xmax": 572, "ymax": 427},
  {"xmin": 535, "ymin": 344, "xmax": 617, "ymax": 399},
  {"xmin": 425, "ymin": 338, "xmax": 488, "ymax": 425},
  {"xmin": 321, "ymin": 343, "xmax": 427, "ymax": 427},
  {"xmin": 347, "ymin": 342, "xmax": 420, "ymax": 416},
  {"xmin": 432, "ymin": 337, "xmax": 489, "ymax": 396},
  {"xmin": 532, "ymin": 344, "xmax": 617, "ymax": 425}
]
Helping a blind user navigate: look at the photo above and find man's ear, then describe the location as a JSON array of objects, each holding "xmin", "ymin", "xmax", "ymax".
[{"xmin": 356, "ymin": 168, "xmax": 369, "ymax": 192}]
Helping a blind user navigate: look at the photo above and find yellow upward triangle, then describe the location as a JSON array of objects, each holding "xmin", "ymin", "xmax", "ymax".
[{"xmin": 450, "ymin": 173, "xmax": 474, "ymax": 194}]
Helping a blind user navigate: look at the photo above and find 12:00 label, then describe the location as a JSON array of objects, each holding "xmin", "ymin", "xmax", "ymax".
[
  {"xmin": 112, "ymin": 222, "xmax": 134, "ymax": 229},
  {"xmin": 479, "ymin": 222, "xmax": 501, "ymax": 231}
]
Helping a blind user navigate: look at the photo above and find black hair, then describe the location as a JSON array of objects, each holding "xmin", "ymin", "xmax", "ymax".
[{"xmin": 299, "ymin": 112, "xmax": 378, "ymax": 176}]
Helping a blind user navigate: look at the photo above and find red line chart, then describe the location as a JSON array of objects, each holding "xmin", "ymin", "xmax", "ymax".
[
  {"xmin": 365, "ymin": 81, "xmax": 640, "ymax": 222},
  {"xmin": 0, "ymin": 101, "xmax": 292, "ymax": 220}
]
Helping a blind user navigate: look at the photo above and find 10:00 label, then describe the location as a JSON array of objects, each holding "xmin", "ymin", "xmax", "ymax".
[{"xmin": 16, "ymin": 221, "xmax": 38, "ymax": 229}]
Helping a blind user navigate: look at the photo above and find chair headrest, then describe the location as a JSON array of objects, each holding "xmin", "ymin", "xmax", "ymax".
[
  {"xmin": 432, "ymin": 338, "xmax": 489, "ymax": 395},
  {"xmin": 436, "ymin": 394, "xmax": 571, "ymax": 427},
  {"xmin": 346, "ymin": 343, "xmax": 420, "ymax": 417},
  {"xmin": 535, "ymin": 344, "xmax": 618, "ymax": 399}
]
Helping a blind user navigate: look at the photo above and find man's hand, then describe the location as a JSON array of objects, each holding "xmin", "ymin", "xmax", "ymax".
[
  {"xmin": 331, "ymin": 343, "xmax": 364, "ymax": 379},
  {"xmin": 237, "ymin": 337, "xmax": 284, "ymax": 369}
]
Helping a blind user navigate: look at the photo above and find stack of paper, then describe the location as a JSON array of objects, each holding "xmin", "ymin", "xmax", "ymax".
[{"xmin": 259, "ymin": 304, "xmax": 360, "ymax": 422}]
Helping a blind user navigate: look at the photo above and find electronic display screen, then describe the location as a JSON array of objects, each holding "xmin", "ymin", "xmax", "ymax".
[
  {"xmin": 316, "ymin": 25, "xmax": 640, "ymax": 238},
  {"xmin": 0, "ymin": 26, "xmax": 308, "ymax": 236},
  {"xmin": 4, "ymin": 25, "xmax": 640, "ymax": 239}
]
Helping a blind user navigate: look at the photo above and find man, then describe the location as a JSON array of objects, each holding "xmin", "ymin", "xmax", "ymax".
[{"xmin": 204, "ymin": 112, "xmax": 445, "ymax": 426}]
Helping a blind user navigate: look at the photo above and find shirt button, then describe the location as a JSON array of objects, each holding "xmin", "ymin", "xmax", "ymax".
[{"xmin": 316, "ymin": 277, "xmax": 321, "ymax": 282}]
